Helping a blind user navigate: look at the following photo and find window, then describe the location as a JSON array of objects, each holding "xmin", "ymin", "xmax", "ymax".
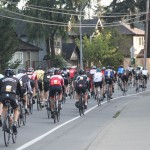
[
  {"xmin": 10, "ymin": 52, "xmax": 23, "ymax": 64},
  {"xmin": 139, "ymin": 37, "xmax": 144, "ymax": 46}
]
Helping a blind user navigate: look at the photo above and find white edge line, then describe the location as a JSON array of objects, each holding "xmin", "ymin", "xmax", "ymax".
[{"xmin": 16, "ymin": 90, "xmax": 150, "ymax": 150}]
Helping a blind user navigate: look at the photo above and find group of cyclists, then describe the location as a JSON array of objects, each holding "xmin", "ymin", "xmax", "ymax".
[{"xmin": 0, "ymin": 64, "xmax": 149, "ymax": 138}]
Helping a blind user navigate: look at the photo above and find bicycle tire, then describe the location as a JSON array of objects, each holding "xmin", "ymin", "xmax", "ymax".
[
  {"xmin": 53, "ymin": 111, "xmax": 57, "ymax": 123},
  {"xmin": 79, "ymin": 106, "xmax": 82, "ymax": 116},
  {"xmin": 3, "ymin": 116, "xmax": 11, "ymax": 147},
  {"xmin": 36, "ymin": 92, "xmax": 42, "ymax": 111},
  {"xmin": 12, "ymin": 132, "xmax": 17, "ymax": 143},
  {"xmin": 46, "ymin": 100, "xmax": 51, "ymax": 119},
  {"xmin": 57, "ymin": 109, "xmax": 60, "ymax": 122}
]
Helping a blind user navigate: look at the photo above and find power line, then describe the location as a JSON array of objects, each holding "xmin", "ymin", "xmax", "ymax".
[
  {"xmin": 0, "ymin": 13, "xmax": 146, "ymax": 28},
  {"xmin": 1, "ymin": 7, "xmax": 146, "ymax": 27}
]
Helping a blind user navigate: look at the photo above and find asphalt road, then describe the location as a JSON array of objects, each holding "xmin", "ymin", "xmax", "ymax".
[{"xmin": 0, "ymin": 80, "xmax": 150, "ymax": 150}]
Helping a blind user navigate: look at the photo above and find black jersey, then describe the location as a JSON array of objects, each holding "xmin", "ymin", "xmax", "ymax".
[{"xmin": 0, "ymin": 76, "xmax": 22, "ymax": 96}]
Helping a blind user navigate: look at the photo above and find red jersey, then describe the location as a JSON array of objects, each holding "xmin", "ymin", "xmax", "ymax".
[
  {"xmin": 50, "ymin": 75, "xmax": 64, "ymax": 86},
  {"xmin": 27, "ymin": 72, "xmax": 37, "ymax": 80},
  {"xmin": 69, "ymin": 68, "xmax": 76, "ymax": 78}
]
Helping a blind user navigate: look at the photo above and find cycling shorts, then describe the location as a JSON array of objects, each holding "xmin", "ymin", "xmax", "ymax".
[
  {"xmin": 44, "ymin": 82, "xmax": 49, "ymax": 92},
  {"xmin": 121, "ymin": 75, "xmax": 128, "ymax": 82},
  {"xmin": 1, "ymin": 93, "xmax": 18, "ymax": 109},
  {"xmin": 49, "ymin": 86, "xmax": 62, "ymax": 97},
  {"xmin": 38, "ymin": 80, "xmax": 43, "ymax": 91},
  {"xmin": 64, "ymin": 78, "xmax": 69, "ymax": 86},
  {"xmin": 105, "ymin": 77, "xmax": 113, "ymax": 85},
  {"xmin": 94, "ymin": 81, "xmax": 103, "ymax": 88}
]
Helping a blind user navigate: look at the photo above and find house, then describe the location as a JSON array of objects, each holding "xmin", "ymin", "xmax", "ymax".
[
  {"xmin": 10, "ymin": 39, "xmax": 41, "ymax": 70},
  {"xmin": 62, "ymin": 43, "xmax": 80, "ymax": 67}
]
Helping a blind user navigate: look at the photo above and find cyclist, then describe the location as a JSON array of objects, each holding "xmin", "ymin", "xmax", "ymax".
[
  {"xmin": 26, "ymin": 67, "xmax": 37, "ymax": 103},
  {"xmin": 35, "ymin": 66, "xmax": 45, "ymax": 107},
  {"xmin": 15, "ymin": 68, "xmax": 33, "ymax": 114},
  {"xmin": 142, "ymin": 67, "xmax": 148, "ymax": 88},
  {"xmin": 0, "ymin": 73, "xmax": 4, "ymax": 127},
  {"xmin": 93, "ymin": 68, "xmax": 104, "ymax": 101},
  {"xmin": 49, "ymin": 69, "xmax": 64, "ymax": 118},
  {"xmin": 104, "ymin": 66, "xmax": 115, "ymax": 99},
  {"xmin": 0, "ymin": 68, "xmax": 23, "ymax": 134},
  {"xmin": 75, "ymin": 69, "xmax": 89, "ymax": 109},
  {"xmin": 121, "ymin": 69, "xmax": 129, "ymax": 91},
  {"xmin": 89, "ymin": 66, "xmax": 97, "ymax": 97},
  {"xmin": 43, "ymin": 69, "xmax": 52, "ymax": 104},
  {"xmin": 61, "ymin": 67, "xmax": 70, "ymax": 97}
]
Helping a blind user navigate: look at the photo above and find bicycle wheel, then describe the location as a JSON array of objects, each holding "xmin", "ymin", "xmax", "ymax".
[
  {"xmin": 79, "ymin": 105, "xmax": 82, "ymax": 116},
  {"xmin": 53, "ymin": 111, "xmax": 57, "ymax": 123},
  {"xmin": 28, "ymin": 96, "xmax": 33, "ymax": 114},
  {"xmin": 46, "ymin": 100, "xmax": 51, "ymax": 119},
  {"xmin": 12, "ymin": 131, "xmax": 17, "ymax": 143},
  {"xmin": 57, "ymin": 108, "xmax": 60, "ymax": 122},
  {"xmin": 36, "ymin": 92, "xmax": 42, "ymax": 111},
  {"xmin": 3, "ymin": 116, "xmax": 11, "ymax": 147}
]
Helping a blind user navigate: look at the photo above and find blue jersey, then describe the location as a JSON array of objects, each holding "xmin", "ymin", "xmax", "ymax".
[
  {"xmin": 104, "ymin": 69, "xmax": 114, "ymax": 78},
  {"xmin": 118, "ymin": 67, "xmax": 124, "ymax": 74}
]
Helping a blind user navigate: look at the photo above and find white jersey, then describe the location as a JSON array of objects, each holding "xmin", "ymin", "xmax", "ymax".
[
  {"xmin": 93, "ymin": 72, "xmax": 103, "ymax": 82},
  {"xmin": 142, "ymin": 70, "xmax": 148, "ymax": 76},
  {"xmin": 90, "ymin": 69, "xmax": 96, "ymax": 75},
  {"xmin": 0, "ymin": 74, "xmax": 4, "ymax": 79}
]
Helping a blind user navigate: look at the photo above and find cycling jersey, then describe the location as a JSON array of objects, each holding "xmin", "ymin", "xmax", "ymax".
[
  {"xmin": 35, "ymin": 70, "xmax": 45, "ymax": 82},
  {"xmin": 104, "ymin": 69, "xmax": 114, "ymax": 78},
  {"xmin": 93, "ymin": 72, "xmax": 103, "ymax": 82},
  {"xmin": 69, "ymin": 68, "xmax": 76, "ymax": 79},
  {"xmin": 50, "ymin": 75, "xmax": 64, "ymax": 86},
  {"xmin": 15, "ymin": 73, "xmax": 32, "ymax": 94},
  {"xmin": 0, "ymin": 76, "xmax": 23, "ymax": 109},
  {"xmin": 118, "ymin": 67, "xmax": 124, "ymax": 74}
]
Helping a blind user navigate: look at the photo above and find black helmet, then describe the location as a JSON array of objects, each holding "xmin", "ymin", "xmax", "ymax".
[
  {"xmin": 4, "ymin": 68, "xmax": 14, "ymax": 77},
  {"xmin": 54, "ymin": 69, "xmax": 59, "ymax": 75},
  {"xmin": 78, "ymin": 69, "xmax": 84, "ymax": 75},
  {"xmin": 107, "ymin": 66, "xmax": 111, "ymax": 69},
  {"xmin": 63, "ymin": 67, "xmax": 67, "ymax": 71},
  {"xmin": 18, "ymin": 68, "xmax": 26, "ymax": 73}
]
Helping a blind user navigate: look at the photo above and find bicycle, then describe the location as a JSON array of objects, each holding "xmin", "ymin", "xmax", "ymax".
[
  {"xmin": 62, "ymin": 92, "xmax": 66, "ymax": 104},
  {"xmin": 78, "ymin": 92, "xmax": 85, "ymax": 116},
  {"xmin": 36, "ymin": 90, "xmax": 42, "ymax": 111},
  {"xmin": 2, "ymin": 100, "xmax": 17, "ymax": 147},
  {"xmin": 17, "ymin": 98, "xmax": 26, "ymax": 127},
  {"xmin": 46, "ymin": 98, "xmax": 51, "ymax": 119},
  {"xmin": 95, "ymin": 86, "xmax": 102, "ymax": 107},
  {"xmin": 141, "ymin": 77, "xmax": 146, "ymax": 91},
  {"xmin": 105, "ymin": 82, "xmax": 111, "ymax": 102},
  {"xmin": 135, "ymin": 79, "xmax": 140, "ymax": 93},
  {"xmin": 68, "ymin": 81, "xmax": 74, "ymax": 99},
  {"xmin": 122, "ymin": 81, "xmax": 128, "ymax": 95},
  {"xmin": 27, "ymin": 93, "xmax": 33, "ymax": 114},
  {"xmin": 53, "ymin": 92, "xmax": 61, "ymax": 123}
]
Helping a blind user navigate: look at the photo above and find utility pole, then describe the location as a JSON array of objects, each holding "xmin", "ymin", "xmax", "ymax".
[{"xmin": 144, "ymin": 0, "xmax": 150, "ymax": 68}]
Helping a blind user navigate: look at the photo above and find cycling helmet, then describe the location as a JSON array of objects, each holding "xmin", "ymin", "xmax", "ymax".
[
  {"xmin": 78, "ymin": 69, "xmax": 84, "ymax": 75},
  {"xmin": 92, "ymin": 66, "xmax": 96, "ymax": 69},
  {"xmin": 4, "ymin": 68, "xmax": 14, "ymax": 77},
  {"xmin": 96, "ymin": 68, "xmax": 101, "ymax": 72},
  {"xmin": 18, "ymin": 68, "xmax": 26, "ymax": 73},
  {"xmin": 101, "ymin": 67, "xmax": 106, "ymax": 70},
  {"xmin": 107, "ymin": 66, "xmax": 111, "ymax": 69},
  {"xmin": 28, "ymin": 67, "xmax": 34, "ymax": 72},
  {"xmin": 63, "ymin": 67, "xmax": 67, "ymax": 71},
  {"xmin": 54, "ymin": 69, "xmax": 59, "ymax": 75}
]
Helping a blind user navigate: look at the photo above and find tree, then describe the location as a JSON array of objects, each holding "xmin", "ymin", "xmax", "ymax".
[
  {"xmin": 23, "ymin": 0, "xmax": 90, "ymax": 65},
  {"xmin": 75, "ymin": 29, "xmax": 124, "ymax": 68},
  {"xmin": 0, "ymin": 1, "xmax": 20, "ymax": 73}
]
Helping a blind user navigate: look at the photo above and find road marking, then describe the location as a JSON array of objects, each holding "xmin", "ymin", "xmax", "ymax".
[{"xmin": 16, "ymin": 90, "xmax": 150, "ymax": 150}]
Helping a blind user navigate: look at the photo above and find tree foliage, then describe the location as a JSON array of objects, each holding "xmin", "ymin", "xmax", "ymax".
[
  {"xmin": 75, "ymin": 29, "xmax": 124, "ymax": 68},
  {"xmin": 23, "ymin": 0, "xmax": 90, "ymax": 65}
]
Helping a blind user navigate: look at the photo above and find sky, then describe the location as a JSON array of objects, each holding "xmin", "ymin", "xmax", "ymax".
[{"xmin": 18, "ymin": 0, "xmax": 112, "ymax": 9}]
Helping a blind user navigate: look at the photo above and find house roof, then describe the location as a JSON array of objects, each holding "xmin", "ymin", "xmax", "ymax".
[
  {"xmin": 18, "ymin": 39, "xmax": 41, "ymax": 51},
  {"xmin": 62, "ymin": 43, "xmax": 79, "ymax": 60},
  {"xmin": 116, "ymin": 22, "xmax": 145, "ymax": 35},
  {"xmin": 68, "ymin": 18, "xmax": 103, "ymax": 36}
]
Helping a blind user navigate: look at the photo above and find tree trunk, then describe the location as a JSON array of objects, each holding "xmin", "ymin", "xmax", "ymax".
[
  {"xmin": 49, "ymin": 35, "xmax": 55, "ymax": 67},
  {"xmin": 45, "ymin": 38, "xmax": 50, "ymax": 58}
]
